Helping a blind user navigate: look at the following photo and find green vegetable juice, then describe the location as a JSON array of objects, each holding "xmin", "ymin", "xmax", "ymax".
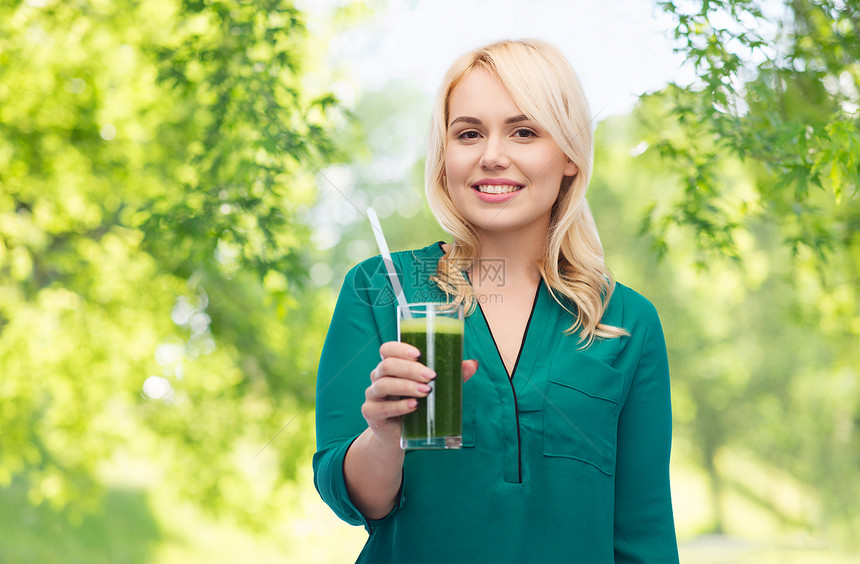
[{"xmin": 399, "ymin": 314, "xmax": 463, "ymax": 449}]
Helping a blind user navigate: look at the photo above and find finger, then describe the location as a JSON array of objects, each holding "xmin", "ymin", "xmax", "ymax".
[
  {"xmin": 462, "ymin": 359, "xmax": 479, "ymax": 383},
  {"xmin": 379, "ymin": 340, "xmax": 421, "ymax": 361},
  {"xmin": 376, "ymin": 356, "xmax": 435, "ymax": 383},
  {"xmin": 366, "ymin": 377, "xmax": 432, "ymax": 402},
  {"xmin": 362, "ymin": 397, "xmax": 419, "ymax": 422}
]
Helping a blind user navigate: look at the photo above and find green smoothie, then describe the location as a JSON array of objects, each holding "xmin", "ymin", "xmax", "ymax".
[{"xmin": 399, "ymin": 314, "xmax": 463, "ymax": 449}]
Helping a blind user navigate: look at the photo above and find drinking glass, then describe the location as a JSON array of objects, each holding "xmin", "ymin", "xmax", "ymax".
[{"xmin": 398, "ymin": 302, "xmax": 464, "ymax": 449}]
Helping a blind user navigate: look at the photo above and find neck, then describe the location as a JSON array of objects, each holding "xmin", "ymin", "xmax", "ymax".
[{"xmin": 471, "ymin": 222, "xmax": 548, "ymax": 288}]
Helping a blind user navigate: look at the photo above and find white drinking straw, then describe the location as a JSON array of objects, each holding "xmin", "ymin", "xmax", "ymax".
[{"xmin": 367, "ymin": 207, "xmax": 411, "ymax": 318}]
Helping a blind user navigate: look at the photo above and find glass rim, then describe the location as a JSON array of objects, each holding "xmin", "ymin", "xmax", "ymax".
[
  {"xmin": 397, "ymin": 302, "xmax": 464, "ymax": 319},
  {"xmin": 397, "ymin": 301, "xmax": 464, "ymax": 310}
]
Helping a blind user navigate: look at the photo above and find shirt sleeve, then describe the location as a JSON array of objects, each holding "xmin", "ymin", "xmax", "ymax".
[
  {"xmin": 312, "ymin": 258, "xmax": 404, "ymax": 532},
  {"xmin": 613, "ymin": 303, "xmax": 680, "ymax": 563}
]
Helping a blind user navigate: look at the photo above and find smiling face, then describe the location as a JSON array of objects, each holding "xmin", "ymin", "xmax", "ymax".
[{"xmin": 444, "ymin": 67, "xmax": 578, "ymax": 238}]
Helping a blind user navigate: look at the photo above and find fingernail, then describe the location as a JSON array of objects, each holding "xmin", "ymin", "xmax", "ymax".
[
  {"xmin": 407, "ymin": 347, "xmax": 421, "ymax": 358},
  {"xmin": 407, "ymin": 399, "xmax": 418, "ymax": 409},
  {"xmin": 417, "ymin": 383, "xmax": 431, "ymax": 393},
  {"xmin": 421, "ymin": 368, "xmax": 436, "ymax": 380}
]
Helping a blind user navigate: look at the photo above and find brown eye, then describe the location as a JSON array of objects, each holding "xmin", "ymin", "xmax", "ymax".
[
  {"xmin": 458, "ymin": 130, "xmax": 480, "ymax": 140},
  {"xmin": 514, "ymin": 128, "xmax": 536, "ymax": 138}
]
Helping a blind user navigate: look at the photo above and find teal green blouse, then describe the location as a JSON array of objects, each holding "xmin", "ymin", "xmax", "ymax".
[{"xmin": 313, "ymin": 242, "xmax": 679, "ymax": 563}]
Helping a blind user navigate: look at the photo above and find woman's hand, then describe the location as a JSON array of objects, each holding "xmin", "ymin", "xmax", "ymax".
[
  {"xmin": 362, "ymin": 341, "xmax": 478, "ymax": 448},
  {"xmin": 344, "ymin": 342, "xmax": 478, "ymax": 519}
]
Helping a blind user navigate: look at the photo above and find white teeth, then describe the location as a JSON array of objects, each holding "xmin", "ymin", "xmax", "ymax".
[{"xmin": 475, "ymin": 184, "xmax": 523, "ymax": 194}]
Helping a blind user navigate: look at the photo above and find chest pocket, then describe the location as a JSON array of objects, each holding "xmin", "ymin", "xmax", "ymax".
[{"xmin": 543, "ymin": 354, "xmax": 622, "ymax": 475}]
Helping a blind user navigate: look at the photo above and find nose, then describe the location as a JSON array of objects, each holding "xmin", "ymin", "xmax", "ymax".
[{"xmin": 479, "ymin": 136, "xmax": 510, "ymax": 170}]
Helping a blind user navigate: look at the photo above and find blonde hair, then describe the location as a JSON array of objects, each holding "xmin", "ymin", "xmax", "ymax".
[{"xmin": 425, "ymin": 39, "xmax": 628, "ymax": 347}]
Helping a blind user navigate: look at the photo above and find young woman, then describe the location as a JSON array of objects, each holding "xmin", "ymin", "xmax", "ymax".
[{"xmin": 314, "ymin": 39, "xmax": 679, "ymax": 563}]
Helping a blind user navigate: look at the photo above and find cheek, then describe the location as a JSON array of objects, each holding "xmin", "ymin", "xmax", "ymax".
[
  {"xmin": 529, "ymin": 152, "xmax": 568, "ymax": 185},
  {"xmin": 444, "ymin": 147, "xmax": 474, "ymax": 180}
]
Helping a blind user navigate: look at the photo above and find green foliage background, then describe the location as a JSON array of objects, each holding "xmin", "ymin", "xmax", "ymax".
[
  {"xmin": 639, "ymin": 0, "xmax": 859, "ymax": 542},
  {"xmin": 0, "ymin": 0, "xmax": 334, "ymax": 533},
  {"xmin": 0, "ymin": 0, "xmax": 858, "ymax": 561}
]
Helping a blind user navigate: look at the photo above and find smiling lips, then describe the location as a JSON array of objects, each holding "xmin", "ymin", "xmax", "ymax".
[
  {"xmin": 472, "ymin": 178, "xmax": 524, "ymax": 195},
  {"xmin": 470, "ymin": 179, "xmax": 525, "ymax": 204},
  {"xmin": 474, "ymin": 184, "xmax": 523, "ymax": 194}
]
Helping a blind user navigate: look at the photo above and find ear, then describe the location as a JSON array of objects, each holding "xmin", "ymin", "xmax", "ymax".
[{"xmin": 564, "ymin": 158, "xmax": 579, "ymax": 177}]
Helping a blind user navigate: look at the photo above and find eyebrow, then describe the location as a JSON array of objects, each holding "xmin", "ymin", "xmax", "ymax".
[{"xmin": 448, "ymin": 114, "xmax": 531, "ymax": 128}]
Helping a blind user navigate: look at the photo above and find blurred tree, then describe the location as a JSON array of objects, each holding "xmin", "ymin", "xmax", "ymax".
[
  {"xmin": 643, "ymin": 0, "xmax": 858, "ymax": 262},
  {"xmin": 308, "ymin": 79, "xmax": 448, "ymax": 290},
  {"xmin": 635, "ymin": 0, "xmax": 860, "ymax": 544},
  {"xmin": 0, "ymin": 0, "xmax": 338, "ymax": 528}
]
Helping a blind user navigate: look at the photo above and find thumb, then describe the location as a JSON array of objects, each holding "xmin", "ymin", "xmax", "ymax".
[{"xmin": 462, "ymin": 359, "xmax": 479, "ymax": 382}]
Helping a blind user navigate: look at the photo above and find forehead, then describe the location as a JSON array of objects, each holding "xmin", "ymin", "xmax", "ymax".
[{"xmin": 447, "ymin": 68, "xmax": 522, "ymax": 122}]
